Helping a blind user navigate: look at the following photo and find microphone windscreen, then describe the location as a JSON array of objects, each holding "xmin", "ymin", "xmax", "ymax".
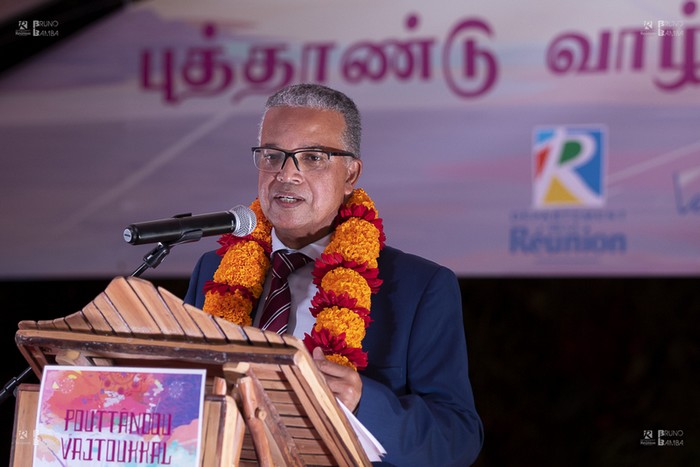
[{"xmin": 230, "ymin": 205, "xmax": 257, "ymax": 236}]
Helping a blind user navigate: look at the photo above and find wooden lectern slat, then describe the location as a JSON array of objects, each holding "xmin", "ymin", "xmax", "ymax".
[
  {"xmin": 13, "ymin": 276, "xmax": 370, "ymax": 467},
  {"xmin": 160, "ymin": 290, "xmax": 208, "ymax": 339},
  {"xmin": 104, "ymin": 276, "xmax": 162, "ymax": 334},
  {"xmin": 92, "ymin": 291, "xmax": 133, "ymax": 334},
  {"xmin": 80, "ymin": 301, "xmax": 114, "ymax": 333},
  {"xmin": 10, "ymin": 384, "xmax": 39, "ymax": 467},
  {"xmin": 128, "ymin": 277, "xmax": 189, "ymax": 336},
  {"xmin": 62, "ymin": 310, "xmax": 93, "ymax": 332}
]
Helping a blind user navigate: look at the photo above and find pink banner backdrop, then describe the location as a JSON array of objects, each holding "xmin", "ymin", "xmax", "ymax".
[{"xmin": 0, "ymin": 0, "xmax": 698, "ymax": 277}]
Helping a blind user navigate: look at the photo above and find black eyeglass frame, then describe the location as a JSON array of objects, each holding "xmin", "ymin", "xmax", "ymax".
[{"xmin": 251, "ymin": 146, "xmax": 358, "ymax": 172}]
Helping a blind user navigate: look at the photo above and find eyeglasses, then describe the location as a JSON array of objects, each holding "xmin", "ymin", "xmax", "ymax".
[{"xmin": 252, "ymin": 146, "xmax": 357, "ymax": 173}]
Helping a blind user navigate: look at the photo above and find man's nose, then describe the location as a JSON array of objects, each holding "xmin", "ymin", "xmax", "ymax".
[{"xmin": 276, "ymin": 156, "xmax": 302, "ymax": 182}]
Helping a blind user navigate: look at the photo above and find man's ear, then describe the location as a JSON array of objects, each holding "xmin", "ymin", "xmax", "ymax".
[{"xmin": 345, "ymin": 158, "xmax": 362, "ymax": 191}]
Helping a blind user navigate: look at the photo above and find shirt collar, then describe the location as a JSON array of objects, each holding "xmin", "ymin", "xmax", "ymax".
[{"xmin": 271, "ymin": 228, "xmax": 331, "ymax": 261}]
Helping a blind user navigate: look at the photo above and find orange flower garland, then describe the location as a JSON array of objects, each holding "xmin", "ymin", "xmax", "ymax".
[{"xmin": 201, "ymin": 188, "xmax": 385, "ymax": 370}]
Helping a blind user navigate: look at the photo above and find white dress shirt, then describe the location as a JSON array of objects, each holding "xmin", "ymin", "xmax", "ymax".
[{"xmin": 253, "ymin": 229, "xmax": 331, "ymax": 339}]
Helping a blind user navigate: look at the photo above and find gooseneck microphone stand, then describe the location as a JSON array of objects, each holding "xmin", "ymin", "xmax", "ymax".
[
  {"xmin": 0, "ymin": 231, "xmax": 203, "ymax": 405},
  {"xmin": 129, "ymin": 230, "xmax": 203, "ymax": 277}
]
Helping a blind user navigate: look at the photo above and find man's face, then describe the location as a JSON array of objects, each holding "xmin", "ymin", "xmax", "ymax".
[{"xmin": 257, "ymin": 106, "xmax": 362, "ymax": 249}]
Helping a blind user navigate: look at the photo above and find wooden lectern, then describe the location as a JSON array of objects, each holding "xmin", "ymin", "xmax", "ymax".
[{"xmin": 11, "ymin": 276, "xmax": 370, "ymax": 466}]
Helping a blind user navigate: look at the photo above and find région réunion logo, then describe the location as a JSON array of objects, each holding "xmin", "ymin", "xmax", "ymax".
[{"xmin": 532, "ymin": 126, "xmax": 606, "ymax": 208}]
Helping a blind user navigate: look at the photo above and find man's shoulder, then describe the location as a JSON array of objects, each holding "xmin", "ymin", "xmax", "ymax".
[
  {"xmin": 200, "ymin": 249, "xmax": 221, "ymax": 263},
  {"xmin": 379, "ymin": 245, "xmax": 455, "ymax": 279},
  {"xmin": 379, "ymin": 244, "xmax": 441, "ymax": 267},
  {"xmin": 191, "ymin": 250, "xmax": 222, "ymax": 281}
]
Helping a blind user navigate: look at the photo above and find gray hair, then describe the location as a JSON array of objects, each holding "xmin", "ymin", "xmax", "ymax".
[{"xmin": 260, "ymin": 83, "xmax": 362, "ymax": 158}]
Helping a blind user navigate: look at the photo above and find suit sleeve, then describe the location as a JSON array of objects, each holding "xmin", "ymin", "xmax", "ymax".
[{"xmin": 355, "ymin": 266, "xmax": 483, "ymax": 466}]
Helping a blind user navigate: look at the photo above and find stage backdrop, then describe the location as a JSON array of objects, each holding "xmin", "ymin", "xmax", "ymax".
[{"xmin": 1, "ymin": 0, "xmax": 698, "ymax": 278}]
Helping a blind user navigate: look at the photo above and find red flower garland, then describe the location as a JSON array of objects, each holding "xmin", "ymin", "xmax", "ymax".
[{"xmin": 202, "ymin": 189, "xmax": 384, "ymax": 370}]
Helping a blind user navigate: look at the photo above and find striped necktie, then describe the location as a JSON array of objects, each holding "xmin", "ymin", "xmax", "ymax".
[{"xmin": 259, "ymin": 250, "xmax": 312, "ymax": 334}]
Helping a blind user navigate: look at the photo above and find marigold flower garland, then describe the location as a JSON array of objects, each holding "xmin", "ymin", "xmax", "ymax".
[{"xmin": 201, "ymin": 188, "xmax": 385, "ymax": 370}]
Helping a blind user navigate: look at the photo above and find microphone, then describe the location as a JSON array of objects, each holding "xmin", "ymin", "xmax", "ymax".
[{"xmin": 123, "ymin": 205, "xmax": 256, "ymax": 245}]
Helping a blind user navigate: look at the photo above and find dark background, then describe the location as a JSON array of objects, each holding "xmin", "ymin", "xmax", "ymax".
[{"xmin": 1, "ymin": 277, "xmax": 697, "ymax": 466}]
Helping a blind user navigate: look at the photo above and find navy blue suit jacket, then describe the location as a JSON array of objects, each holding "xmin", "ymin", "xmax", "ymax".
[{"xmin": 185, "ymin": 245, "xmax": 483, "ymax": 466}]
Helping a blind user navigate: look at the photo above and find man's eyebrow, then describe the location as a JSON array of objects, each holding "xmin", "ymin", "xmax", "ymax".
[{"xmin": 259, "ymin": 144, "xmax": 331, "ymax": 150}]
